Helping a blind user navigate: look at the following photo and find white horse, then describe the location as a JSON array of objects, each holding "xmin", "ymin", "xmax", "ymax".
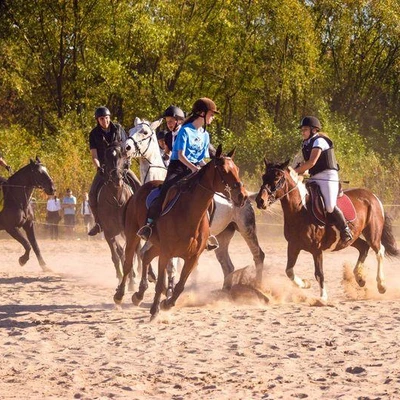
[{"xmin": 126, "ymin": 118, "xmax": 265, "ymax": 291}]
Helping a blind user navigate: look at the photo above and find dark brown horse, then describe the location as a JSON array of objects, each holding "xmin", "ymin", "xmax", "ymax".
[
  {"xmin": 0, "ymin": 157, "xmax": 55, "ymax": 270},
  {"xmin": 255, "ymin": 160, "xmax": 399, "ymax": 302},
  {"xmin": 114, "ymin": 145, "xmax": 248, "ymax": 319},
  {"xmin": 98, "ymin": 142, "xmax": 138, "ymax": 289}
]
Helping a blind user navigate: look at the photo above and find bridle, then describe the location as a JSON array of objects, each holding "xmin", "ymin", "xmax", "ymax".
[
  {"xmin": 260, "ymin": 167, "xmax": 298, "ymax": 205},
  {"xmin": 198, "ymin": 157, "xmax": 244, "ymax": 202}
]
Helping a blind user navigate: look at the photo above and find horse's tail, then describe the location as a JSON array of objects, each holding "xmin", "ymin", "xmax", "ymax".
[{"xmin": 382, "ymin": 214, "xmax": 400, "ymax": 258}]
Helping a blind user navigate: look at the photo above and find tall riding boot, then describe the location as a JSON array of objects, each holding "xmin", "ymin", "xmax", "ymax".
[
  {"xmin": 88, "ymin": 205, "xmax": 102, "ymax": 236},
  {"xmin": 330, "ymin": 206, "xmax": 353, "ymax": 242}
]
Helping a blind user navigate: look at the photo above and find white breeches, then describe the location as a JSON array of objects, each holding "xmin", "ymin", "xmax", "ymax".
[{"xmin": 309, "ymin": 169, "xmax": 339, "ymax": 213}]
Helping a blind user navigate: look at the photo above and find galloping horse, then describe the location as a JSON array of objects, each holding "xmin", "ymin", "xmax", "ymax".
[
  {"xmin": 97, "ymin": 142, "xmax": 137, "ymax": 288},
  {"xmin": 255, "ymin": 159, "xmax": 399, "ymax": 302},
  {"xmin": 114, "ymin": 145, "xmax": 248, "ymax": 319},
  {"xmin": 126, "ymin": 119, "xmax": 265, "ymax": 289},
  {"xmin": 0, "ymin": 157, "xmax": 55, "ymax": 270}
]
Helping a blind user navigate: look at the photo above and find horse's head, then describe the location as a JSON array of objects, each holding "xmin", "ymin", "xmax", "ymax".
[
  {"xmin": 207, "ymin": 145, "xmax": 248, "ymax": 207},
  {"xmin": 255, "ymin": 159, "xmax": 290, "ymax": 210},
  {"xmin": 125, "ymin": 117, "xmax": 163, "ymax": 159},
  {"xmin": 104, "ymin": 142, "xmax": 126, "ymax": 187},
  {"xmin": 29, "ymin": 157, "xmax": 55, "ymax": 195}
]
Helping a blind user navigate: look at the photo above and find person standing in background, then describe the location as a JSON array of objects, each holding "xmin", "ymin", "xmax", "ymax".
[
  {"xmin": 62, "ymin": 188, "xmax": 77, "ymax": 237},
  {"xmin": 81, "ymin": 192, "xmax": 94, "ymax": 236},
  {"xmin": 46, "ymin": 195, "xmax": 62, "ymax": 240}
]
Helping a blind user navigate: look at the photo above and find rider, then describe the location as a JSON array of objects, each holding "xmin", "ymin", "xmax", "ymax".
[
  {"xmin": 0, "ymin": 152, "xmax": 12, "ymax": 184},
  {"xmin": 88, "ymin": 106, "xmax": 141, "ymax": 236},
  {"xmin": 137, "ymin": 97, "xmax": 220, "ymax": 250},
  {"xmin": 294, "ymin": 116, "xmax": 353, "ymax": 242},
  {"xmin": 163, "ymin": 105, "xmax": 185, "ymax": 158}
]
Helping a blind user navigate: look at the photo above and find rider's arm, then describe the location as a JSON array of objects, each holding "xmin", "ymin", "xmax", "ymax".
[
  {"xmin": 294, "ymin": 148, "xmax": 321, "ymax": 175},
  {"xmin": 90, "ymin": 149, "xmax": 101, "ymax": 169},
  {"xmin": 177, "ymin": 151, "xmax": 200, "ymax": 173}
]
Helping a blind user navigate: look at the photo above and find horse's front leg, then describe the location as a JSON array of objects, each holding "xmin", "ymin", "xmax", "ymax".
[
  {"xmin": 312, "ymin": 251, "xmax": 327, "ymax": 301},
  {"xmin": 286, "ymin": 243, "xmax": 311, "ymax": 289},
  {"xmin": 114, "ymin": 236, "xmax": 140, "ymax": 305},
  {"xmin": 161, "ymin": 254, "xmax": 199, "ymax": 311},
  {"xmin": 7, "ymin": 227, "xmax": 32, "ymax": 267},
  {"xmin": 215, "ymin": 224, "xmax": 236, "ymax": 289},
  {"xmin": 150, "ymin": 254, "xmax": 169, "ymax": 320},
  {"xmin": 23, "ymin": 221, "xmax": 48, "ymax": 271},
  {"xmin": 105, "ymin": 235, "xmax": 123, "ymax": 282},
  {"xmin": 166, "ymin": 257, "xmax": 179, "ymax": 299},
  {"xmin": 132, "ymin": 243, "xmax": 159, "ymax": 306}
]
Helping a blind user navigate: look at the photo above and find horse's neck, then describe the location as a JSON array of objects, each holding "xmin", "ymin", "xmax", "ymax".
[
  {"xmin": 6, "ymin": 174, "xmax": 33, "ymax": 206},
  {"xmin": 280, "ymin": 175, "xmax": 305, "ymax": 215},
  {"xmin": 140, "ymin": 156, "xmax": 167, "ymax": 183}
]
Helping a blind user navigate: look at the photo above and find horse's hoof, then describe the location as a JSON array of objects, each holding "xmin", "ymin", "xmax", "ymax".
[
  {"xmin": 113, "ymin": 293, "xmax": 123, "ymax": 305},
  {"xmin": 19, "ymin": 257, "xmax": 28, "ymax": 266},
  {"xmin": 131, "ymin": 293, "xmax": 142, "ymax": 306},
  {"xmin": 378, "ymin": 283, "xmax": 387, "ymax": 294},
  {"xmin": 355, "ymin": 277, "xmax": 366, "ymax": 287},
  {"xmin": 41, "ymin": 266, "xmax": 53, "ymax": 273},
  {"xmin": 160, "ymin": 299, "xmax": 172, "ymax": 311}
]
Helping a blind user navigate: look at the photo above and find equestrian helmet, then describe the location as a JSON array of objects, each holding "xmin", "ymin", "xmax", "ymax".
[
  {"xmin": 192, "ymin": 97, "xmax": 220, "ymax": 115},
  {"xmin": 156, "ymin": 130, "xmax": 167, "ymax": 140},
  {"xmin": 298, "ymin": 116, "xmax": 321, "ymax": 130},
  {"xmin": 95, "ymin": 106, "xmax": 111, "ymax": 119},
  {"xmin": 162, "ymin": 105, "xmax": 185, "ymax": 120}
]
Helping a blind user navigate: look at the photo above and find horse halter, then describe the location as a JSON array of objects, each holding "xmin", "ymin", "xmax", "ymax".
[
  {"xmin": 127, "ymin": 122, "xmax": 154, "ymax": 159},
  {"xmin": 213, "ymin": 160, "xmax": 244, "ymax": 201}
]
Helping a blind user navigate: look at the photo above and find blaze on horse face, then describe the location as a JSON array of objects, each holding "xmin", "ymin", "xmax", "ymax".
[
  {"xmin": 256, "ymin": 159, "xmax": 290, "ymax": 210},
  {"xmin": 104, "ymin": 144, "xmax": 126, "ymax": 187}
]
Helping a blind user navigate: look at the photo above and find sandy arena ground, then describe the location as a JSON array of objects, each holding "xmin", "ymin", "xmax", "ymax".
[{"xmin": 1, "ymin": 221, "xmax": 400, "ymax": 399}]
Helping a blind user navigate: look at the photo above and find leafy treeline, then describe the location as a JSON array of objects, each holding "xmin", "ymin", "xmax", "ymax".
[{"xmin": 1, "ymin": 0, "xmax": 400, "ymax": 203}]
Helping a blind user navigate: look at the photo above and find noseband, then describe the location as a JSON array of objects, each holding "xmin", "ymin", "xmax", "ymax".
[{"xmin": 128, "ymin": 123, "xmax": 154, "ymax": 159}]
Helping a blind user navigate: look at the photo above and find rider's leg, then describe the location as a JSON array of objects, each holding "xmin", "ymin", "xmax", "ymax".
[
  {"xmin": 88, "ymin": 173, "xmax": 104, "ymax": 236},
  {"xmin": 318, "ymin": 173, "xmax": 353, "ymax": 243}
]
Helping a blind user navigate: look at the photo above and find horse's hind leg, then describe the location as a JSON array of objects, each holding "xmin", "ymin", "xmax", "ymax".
[
  {"xmin": 150, "ymin": 254, "xmax": 169, "ymax": 320},
  {"xmin": 374, "ymin": 243, "xmax": 386, "ymax": 294},
  {"xmin": 351, "ymin": 238, "xmax": 370, "ymax": 288},
  {"xmin": 105, "ymin": 235, "xmax": 123, "ymax": 282},
  {"xmin": 23, "ymin": 222, "xmax": 48, "ymax": 271}
]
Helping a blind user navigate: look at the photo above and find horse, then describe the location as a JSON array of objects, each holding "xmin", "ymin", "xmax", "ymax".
[
  {"xmin": 97, "ymin": 142, "xmax": 138, "ymax": 289},
  {"xmin": 255, "ymin": 159, "xmax": 400, "ymax": 302},
  {"xmin": 126, "ymin": 118, "xmax": 265, "ymax": 290},
  {"xmin": 114, "ymin": 145, "xmax": 248, "ymax": 319},
  {"xmin": 0, "ymin": 157, "xmax": 55, "ymax": 270}
]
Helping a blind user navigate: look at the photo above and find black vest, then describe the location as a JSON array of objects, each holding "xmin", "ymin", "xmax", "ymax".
[{"xmin": 302, "ymin": 135, "xmax": 339, "ymax": 176}]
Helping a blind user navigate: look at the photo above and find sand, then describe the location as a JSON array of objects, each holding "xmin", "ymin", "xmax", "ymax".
[{"xmin": 1, "ymin": 225, "xmax": 400, "ymax": 399}]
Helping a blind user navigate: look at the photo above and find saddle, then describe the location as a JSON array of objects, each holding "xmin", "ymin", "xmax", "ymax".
[
  {"xmin": 306, "ymin": 181, "xmax": 356, "ymax": 225},
  {"xmin": 145, "ymin": 184, "xmax": 216, "ymax": 222}
]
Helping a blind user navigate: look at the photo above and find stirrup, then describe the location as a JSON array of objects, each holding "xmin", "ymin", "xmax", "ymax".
[
  {"xmin": 137, "ymin": 224, "xmax": 152, "ymax": 241},
  {"xmin": 206, "ymin": 235, "xmax": 219, "ymax": 251},
  {"xmin": 341, "ymin": 227, "xmax": 353, "ymax": 242},
  {"xmin": 88, "ymin": 223, "xmax": 102, "ymax": 236}
]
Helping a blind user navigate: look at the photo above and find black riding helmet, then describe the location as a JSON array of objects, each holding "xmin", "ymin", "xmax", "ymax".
[
  {"xmin": 95, "ymin": 106, "xmax": 111, "ymax": 119},
  {"xmin": 162, "ymin": 105, "xmax": 185, "ymax": 120},
  {"xmin": 298, "ymin": 116, "xmax": 321, "ymax": 130}
]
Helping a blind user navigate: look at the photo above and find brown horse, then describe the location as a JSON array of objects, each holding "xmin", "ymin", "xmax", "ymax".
[
  {"xmin": 114, "ymin": 145, "xmax": 248, "ymax": 319},
  {"xmin": 255, "ymin": 159, "xmax": 399, "ymax": 302}
]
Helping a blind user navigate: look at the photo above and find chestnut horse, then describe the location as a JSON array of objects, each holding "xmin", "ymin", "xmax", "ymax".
[
  {"xmin": 114, "ymin": 145, "xmax": 248, "ymax": 319},
  {"xmin": 255, "ymin": 159, "xmax": 399, "ymax": 302}
]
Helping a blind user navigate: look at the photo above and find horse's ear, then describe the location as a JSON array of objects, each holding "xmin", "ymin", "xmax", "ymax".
[
  {"xmin": 226, "ymin": 147, "xmax": 236, "ymax": 159},
  {"xmin": 150, "ymin": 118, "xmax": 163, "ymax": 131},
  {"xmin": 134, "ymin": 117, "xmax": 141, "ymax": 127},
  {"xmin": 30, "ymin": 158, "xmax": 35, "ymax": 165},
  {"xmin": 215, "ymin": 144, "xmax": 222, "ymax": 158},
  {"xmin": 264, "ymin": 158, "xmax": 268, "ymax": 169},
  {"xmin": 36, "ymin": 156, "xmax": 41, "ymax": 163}
]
